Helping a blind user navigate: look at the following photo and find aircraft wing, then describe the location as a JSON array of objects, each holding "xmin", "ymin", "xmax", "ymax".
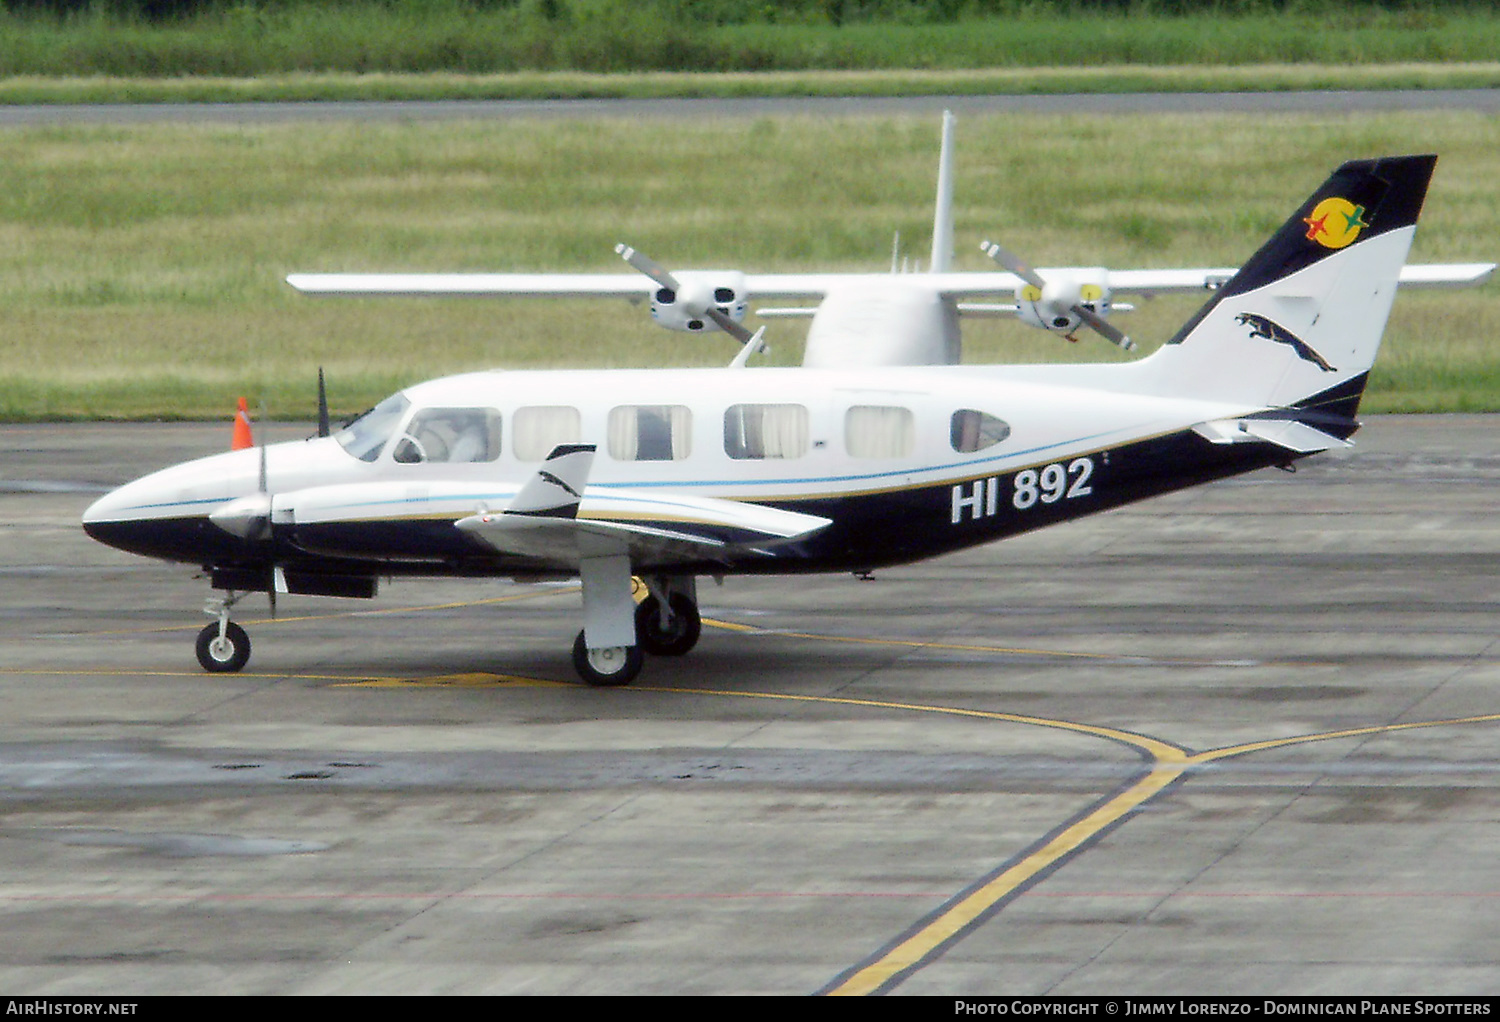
[
  {"xmin": 286, "ymin": 272, "xmax": 655, "ymax": 299},
  {"xmin": 287, "ymin": 270, "xmax": 923, "ymax": 302},
  {"xmin": 451, "ymin": 443, "xmax": 830, "ymax": 570},
  {"xmin": 919, "ymin": 263, "xmax": 1494, "ymax": 300},
  {"xmin": 289, "ymin": 262, "xmax": 1493, "ymax": 303},
  {"xmin": 1101, "ymin": 263, "xmax": 1496, "ymax": 294},
  {"xmin": 456, "ymin": 489, "xmax": 831, "ymax": 570}
]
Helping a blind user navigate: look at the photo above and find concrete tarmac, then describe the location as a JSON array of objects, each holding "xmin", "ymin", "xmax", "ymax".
[{"xmin": 0, "ymin": 415, "xmax": 1496, "ymax": 996}]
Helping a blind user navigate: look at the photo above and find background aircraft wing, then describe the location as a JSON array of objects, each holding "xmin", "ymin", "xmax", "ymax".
[
  {"xmin": 287, "ymin": 272, "xmax": 654, "ymax": 298},
  {"xmin": 290, "ymin": 262, "xmax": 1492, "ymax": 302},
  {"xmin": 922, "ymin": 263, "xmax": 1494, "ymax": 301}
]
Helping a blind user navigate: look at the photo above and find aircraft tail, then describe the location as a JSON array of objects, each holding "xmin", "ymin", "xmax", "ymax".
[{"xmin": 1138, "ymin": 154, "xmax": 1437, "ymax": 433}]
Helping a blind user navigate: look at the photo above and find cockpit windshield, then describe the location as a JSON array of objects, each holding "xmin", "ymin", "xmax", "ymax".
[{"xmin": 335, "ymin": 393, "xmax": 410, "ymax": 462}]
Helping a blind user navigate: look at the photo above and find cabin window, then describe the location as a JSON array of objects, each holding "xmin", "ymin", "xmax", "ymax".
[
  {"xmin": 950, "ymin": 409, "xmax": 1011, "ymax": 453},
  {"xmin": 512, "ymin": 406, "xmax": 582, "ymax": 461},
  {"xmin": 845, "ymin": 405, "xmax": 915, "ymax": 459},
  {"xmin": 608, "ymin": 405, "xmax": 692, "ymax": 461},
  {"xmin": 392, "ymin": 407, "xmax": 501, "ymax": 464},
  {"xmin": 336, "ymin": 393, "xmax": 410, "ymax": 463},
  {"xmin": 724, "ymin": 403, "xmax": 809, "ymax": 460}
]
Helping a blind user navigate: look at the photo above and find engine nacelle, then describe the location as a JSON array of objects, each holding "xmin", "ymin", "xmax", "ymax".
[
  {"xmin": 1014, "ymin": 269, "xmax": 1113, "ymax": 337},
  {"xmin": 648, "ymin": 271, "xmax": 749, "ymax": 333}
]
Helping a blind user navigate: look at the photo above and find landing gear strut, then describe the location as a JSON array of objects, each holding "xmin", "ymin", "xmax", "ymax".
[{"xmin": 196, "ymin": 591, "xmax": 251, "ymax": 673}]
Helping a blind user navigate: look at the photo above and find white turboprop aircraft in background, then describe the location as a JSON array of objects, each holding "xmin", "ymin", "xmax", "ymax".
[
  {"xmin": 286, "ymin": 113, "xmax": 1493, "ymax": 368},
  {"xmin": 87, "ymin": 154, "xmax": 1470, "ymax": 687}
]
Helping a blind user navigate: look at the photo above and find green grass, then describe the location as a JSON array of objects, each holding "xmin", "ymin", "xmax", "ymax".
[
  {"xmin": 0, "ymin": 110, "xmax": 1495, "ymax": 420},
  {"xmin": 4, "ymin": 2, "xmax": 1500, "ymax": 85}
]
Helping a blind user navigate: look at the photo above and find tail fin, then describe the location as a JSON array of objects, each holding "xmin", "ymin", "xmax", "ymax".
[
  {"xmin": 1141, "ymin": 154, "xmax": 1437, "ymax": 428},
  {"xmin": 929, "ymin": 110, "xmax": 956, "ymax": 274}
]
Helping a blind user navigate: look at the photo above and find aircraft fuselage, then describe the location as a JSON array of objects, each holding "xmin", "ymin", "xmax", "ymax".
[{"xmin": 83, "ymin": 362, "xmax": 1286, "ymax": 586}]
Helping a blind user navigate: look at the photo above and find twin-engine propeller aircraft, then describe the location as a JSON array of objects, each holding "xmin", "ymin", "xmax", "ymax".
[
  {"xmin": 85, "ymin": 154, "xmax": 1460, "ymax": 685},
  {"xmin": 286, "ymin": 114, "xmax": 1491, "ymax": 367}
]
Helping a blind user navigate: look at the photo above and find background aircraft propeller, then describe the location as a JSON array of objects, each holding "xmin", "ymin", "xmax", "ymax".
[
  {"xmin": 615, "ymin": 243, "xmax": 756, "ymax": 345},
  {"xmin": 981, "ymin": 240, "xmax": 1135, "ymax": 352}
]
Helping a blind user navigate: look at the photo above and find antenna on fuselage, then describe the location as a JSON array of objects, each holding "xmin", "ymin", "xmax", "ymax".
[{"xmin": 316, "ymin": 367, "xmax": 331, "ymax": 439}]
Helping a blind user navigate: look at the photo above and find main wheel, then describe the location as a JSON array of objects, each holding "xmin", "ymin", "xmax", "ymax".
[
  {"xmin": 196, "ymin": 622, "xmax": 251, "ymax": 673},
  {"xmin": 634, "ymin": 593, "xmax": 702, "ymax": 657},
  {"xmin": 571, "ymin": 631, "xmax": 643, "ymax": 687}
]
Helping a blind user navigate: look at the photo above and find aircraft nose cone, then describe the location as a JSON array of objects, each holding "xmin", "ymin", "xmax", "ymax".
[{"xmin": 79, "ymin": 450, "xmax": 253, "ymax": 563}]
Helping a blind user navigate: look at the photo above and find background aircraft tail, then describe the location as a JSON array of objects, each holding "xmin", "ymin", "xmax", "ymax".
[{"xmin": 1137, "ymin": 154, "xmax": 1437, "ymax": 432}]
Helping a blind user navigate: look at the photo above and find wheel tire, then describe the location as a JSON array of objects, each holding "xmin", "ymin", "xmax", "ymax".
[
  {"xmin": 196, "ymin": 622, "xmax": 251, "ymax": 673},
  {"xmin": 634, "ymin": 594, "xmax": 702, "ymax": 657},
  {"xmin": 571, "ymin": 631, "xmax": 643, "ymax": 687}
]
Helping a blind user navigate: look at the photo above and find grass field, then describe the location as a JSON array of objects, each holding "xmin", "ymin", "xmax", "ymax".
[
  {"xmin": 5, "ymin": 2, "xmax": 1500, "ymax": 82},
  {"xmin": 0, "ymin": 109, "xmax": 1496, "ymax": 420}
]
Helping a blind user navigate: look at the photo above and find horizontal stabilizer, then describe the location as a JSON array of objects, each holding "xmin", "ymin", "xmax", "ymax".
[{"xmin": 1193, "ymin": 417, "xmax": 1354, "ymax": 454}]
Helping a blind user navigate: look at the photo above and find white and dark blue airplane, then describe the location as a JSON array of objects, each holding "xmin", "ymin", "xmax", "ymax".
[
  {"xmin": 286, "ymin": 113, "xmax": 1491, "ymax": 367},
  {"xmin": 84, "ymin": 154, "xmax": 1458, "ymax": 685}
]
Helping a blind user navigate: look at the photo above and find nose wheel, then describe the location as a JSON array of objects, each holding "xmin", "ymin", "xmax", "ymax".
[
  {"xmin": 196, "ymin": 621, "xmax": 251, "ymax": 673},
  {"xmin": 196, "ymin": 591, "xmax": 251, "ymax": 673}
]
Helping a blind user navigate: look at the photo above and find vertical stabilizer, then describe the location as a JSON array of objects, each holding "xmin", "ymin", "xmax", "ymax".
[
  {"xmin": 1140, "ymin": 154, "xmax": 1437, "ymax": 426},
  {"xmin": 929, "ymin": 110, "xmax": 956, "ymax": 274}
]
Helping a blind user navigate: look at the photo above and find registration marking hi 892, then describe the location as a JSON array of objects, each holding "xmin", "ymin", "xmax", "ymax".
[{"xmin": 950, "ymin": 456, "xmax": 1095, "ymax": 523}]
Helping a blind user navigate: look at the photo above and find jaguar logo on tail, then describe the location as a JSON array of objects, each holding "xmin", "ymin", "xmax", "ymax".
[{"xmin": 1234, "ymin": 312, "xmax": 1337, "ymax": 372}]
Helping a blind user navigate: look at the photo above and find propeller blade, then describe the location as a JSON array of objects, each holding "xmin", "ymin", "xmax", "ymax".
[
  {"xmin": 980, "ymin": 240, "xmax": 1047, "ymax": 291},
  {"xmin": 316, "ymin": 367, "xmax": 331, "ymax": 438},
  {"xmin": 1073, "ymin": 304, "xmax": 1136, "ymax": 351},
  {"xmin": 267, "ymin": 564, "xmax": 278, "ymax": 619},
  {"xmin": 615, "ymin": 243, "xmax": 680, "ymax": 294},
  {"xmin": 258, "ymin": 441, "xmax": 268, "ymax": 495},
  {"xmin": 703, "ymin": 306, "xmax": 755, "ymax": 345}
]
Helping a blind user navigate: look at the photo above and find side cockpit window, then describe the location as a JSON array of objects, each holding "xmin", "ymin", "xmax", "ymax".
[
  {"xmin": 393, "ymin": 407, "xmax": 502, "ymax": 464},
  {"xmin": 950, "ymin": 409, "xmax": 1011, "ymax": 453},
  {"xmin": 335, "ymin": 393, "xmax": 410, "ymax": 463}
]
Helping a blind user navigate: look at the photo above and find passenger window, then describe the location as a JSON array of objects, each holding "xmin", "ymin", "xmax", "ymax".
[
  {"xmin": 845, "ymin": 405, "xmax": 914, "ymax": 459},
  {"xmin": 513, "ymin": 406, "xmax": 582, "ymax": 461},
  {"xmin": 608, "ymin": 405, "xmax": 691, "ymax": 461},
  {"xmin": 724, "ymin": 404, "xmax": 809, "ymax": 460},
  {"xmin": 950, "ymin": 409, "xmax": 1011, "ymax": 453}
]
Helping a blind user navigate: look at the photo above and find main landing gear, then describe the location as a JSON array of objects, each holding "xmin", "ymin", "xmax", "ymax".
[{"xmin": 571, "ymin": 573, "xmax": 702, "ymax": 688}]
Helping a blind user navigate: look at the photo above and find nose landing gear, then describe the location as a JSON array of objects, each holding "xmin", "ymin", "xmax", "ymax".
[{"xmin": 196, "ymin": 591, "xmax": 251, "ymax": 673}]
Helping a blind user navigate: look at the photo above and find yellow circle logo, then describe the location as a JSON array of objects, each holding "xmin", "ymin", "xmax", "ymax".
[{"xmin": 1303, "ymin": 197, "xmax": 1370, "ymax": 249}]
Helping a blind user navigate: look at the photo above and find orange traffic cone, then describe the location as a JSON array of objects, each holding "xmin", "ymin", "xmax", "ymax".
[{"xmin": 231, "ymin": 397, "xmax": 254, "ymax": 450}]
